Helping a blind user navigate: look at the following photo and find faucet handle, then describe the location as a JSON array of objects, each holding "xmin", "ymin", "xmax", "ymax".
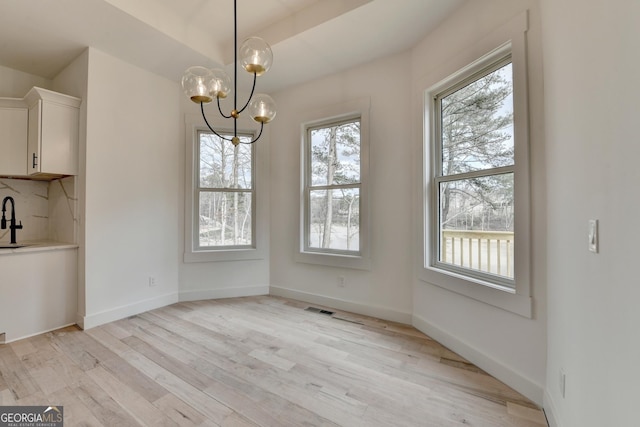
[{"xmin": 15, "ymin": 220, "xmax": 23, "ymax": 230}]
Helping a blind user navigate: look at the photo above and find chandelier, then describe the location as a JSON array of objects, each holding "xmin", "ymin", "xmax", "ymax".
[{"xmin": 181, "ymin": 0, "xmax": 276, "ymax": 146}]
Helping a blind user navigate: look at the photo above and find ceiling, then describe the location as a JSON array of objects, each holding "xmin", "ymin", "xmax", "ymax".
[{"xmin": 0, "ymin": 0, "xmax": 466, "ymax": 93}]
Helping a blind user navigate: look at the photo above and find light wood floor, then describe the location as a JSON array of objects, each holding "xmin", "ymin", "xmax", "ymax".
[{"xmin": 0, "ymin": 296, "xmax": 547, "ymax": 426}]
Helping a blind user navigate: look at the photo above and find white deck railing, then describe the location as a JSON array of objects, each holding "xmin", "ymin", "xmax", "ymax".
[{"xmin": 441, "ymin": 230, "xmax": 514, "ymax": 278}]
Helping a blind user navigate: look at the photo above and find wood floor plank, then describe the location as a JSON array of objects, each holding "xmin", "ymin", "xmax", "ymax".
[
  {"xmin": 118, "ymin": 346, "xmax": 233, "ymax": 425},
  {"xmin": 50, "ymin": 326, "xmax": 169, "ymax": 403},
  {"xmin": 29, "ymin": 365, "xmax": 67, "ymax": 395},
  {"xmin": 507, "ymin": 402, "xmax": 549, "ymax": 424},
  {"xmin": 0, "ymin": 296, "xmax": 546, "ymax": 426},
  {"xmin": 85, "ymin": 326, "xmax": 133, "ymax": 357},
  {"xmin": 9, "ymin": 339, "xmax": 37, "ymax": 358},
  {"xmin": 0, "ymin": 343, "xmax": 41, "ymax": 399},
  {"xmin": 220, "ymin": 412, "xmax": 260, "ymax": 427},
  {"xmin": 152, "ymin": 394, "xmax": 215, "ymax": 427},
  {"xmin": 47, "ymin": 386, "xmax": 106, "ymax": 427},
  {"xmin": 0, "ymin": 366, "xmax": 7, "ymax": 391},
  {"xmin": 0, "ymin": 388, "xmax": 16, "ymax": 406},
  {"xmin": 122, "ymin": 335, "xmax": 213, "ymax": 391},
  {"xmin": 129, "ymin": 312, "xmax": 340, "ymax": 427},
  {"xmin": 48, "ymin": 326, "xmax": 100, "ymax": 371},
  {"xmin": 70, "ymin": 373, "xmax": 142, "ymax": 427},
  {"xmin": 86, "ymin": 366, "xmax": 179, "ymax": 427}
]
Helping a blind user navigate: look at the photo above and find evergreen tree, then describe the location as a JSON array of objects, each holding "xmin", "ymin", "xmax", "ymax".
[{"xmin": 440, "ymin": 63, "xmax": 514, "ymax": 231}]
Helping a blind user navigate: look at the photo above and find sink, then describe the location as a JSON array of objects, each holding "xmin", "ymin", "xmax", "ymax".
[{"xmin": 0, "ymin": 244, "xmax": 28, "ymax": 249}]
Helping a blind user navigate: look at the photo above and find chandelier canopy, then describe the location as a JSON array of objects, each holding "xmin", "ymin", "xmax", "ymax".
[{"xmin": 181, "ymin": 0, "xmax": 276, "ymax": 146}]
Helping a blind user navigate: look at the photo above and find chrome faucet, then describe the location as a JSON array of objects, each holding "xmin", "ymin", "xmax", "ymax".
[{"xmin": 1, "ymin": 196, "xmax": 23, "ymax": 244}]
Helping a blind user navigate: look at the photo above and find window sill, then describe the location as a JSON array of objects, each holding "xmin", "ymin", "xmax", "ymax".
[
  {"xmin": 296, "ymin": 251, "xmax": 371, "ymax": 270},
  {"xmin": 184, "ymin": 247, "xmax": 266, "ymax": 263},
  {"xmin": 419, "ymin": 266, "xmax": 532, "ymax": 318}
]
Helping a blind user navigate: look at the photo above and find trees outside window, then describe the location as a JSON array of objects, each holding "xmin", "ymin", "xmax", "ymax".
[
  {"xmin": 304, "ymin": 118, "xmax": 361, "ymax": 254},
  {"xmin": 433, "ymin": 57, "xmax": 516, "ymax": 285},
  {"xmin": 197, "ymin": 131, "xmax": 254, "ymax": 248}
]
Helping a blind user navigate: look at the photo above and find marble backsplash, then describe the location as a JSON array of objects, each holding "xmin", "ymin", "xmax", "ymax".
[{"xmin": 0, "ymin": 177, "xmax": 76, "ymax": 244}]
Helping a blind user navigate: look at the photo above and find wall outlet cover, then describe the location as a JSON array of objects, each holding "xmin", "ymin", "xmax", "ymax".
[{"xmin": 588, "ymin": 219, "xmax": 598, "ymax": 253}]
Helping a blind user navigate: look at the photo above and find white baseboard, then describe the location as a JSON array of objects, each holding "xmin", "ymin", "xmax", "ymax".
[
  {"xmin": 179, "ymin": 285, "xmax": 269, "ymax": 302},
  {"xmin": 81, "ymin": 292, "xmax": 179, "ymax": 330},
  {"xmin": 3, "ymin": 323, "xmax": 77, "ymax": 344},
  {"xmin": 543, "ymin": 389, "xmax": 561, "ymax": 427},
  {"xmin": 412, "ymin": 313, "xmax": 544, "ymax": 406},
  {"xmin": 269, "ymin": 286, "xmax": 413, "ymax": 324}
]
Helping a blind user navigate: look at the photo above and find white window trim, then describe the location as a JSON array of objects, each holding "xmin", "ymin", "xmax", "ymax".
[
  {"xmin": 184, "ymin": 113, "xmax": 269, "ymax": 263},
  {"xmin": 296, "ymin": 97, "xmax": 371, "ymax": 270},
  {"xmin": 419, "ymin": 11, "xmax": 532, "ymax": 317}
]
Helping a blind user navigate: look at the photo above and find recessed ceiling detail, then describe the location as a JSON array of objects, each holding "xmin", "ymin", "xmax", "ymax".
[{"xmin": 0, "ymin": 0, "xmax": 466, "ymax": 92}]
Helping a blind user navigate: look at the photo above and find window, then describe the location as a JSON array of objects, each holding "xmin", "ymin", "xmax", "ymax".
[
  {"xmin": 421, "ymin": 13, "xmax": 532, "ymax": 317},
  {"xmin": 433, "ymin": 57, "xmax": 515, "ymax": 288},
  {"xmin": 304, "ymin": 118, "xmax": 361, "ymax": 254},
  {"xmin": 196, "ymin": 130, "xmax": 254, "ymax": 249},
  {"xmin": 297, "ymin": 98, "xmax": 370, "ymax": 269},
  {"xmin": 184, "ymin": 115, "xmax": 267, "ymax": 263}
]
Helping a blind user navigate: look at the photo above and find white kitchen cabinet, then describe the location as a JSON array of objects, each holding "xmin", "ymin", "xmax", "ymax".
[
  {"xmin": 24, "ymin": 87, "xmax": 81, "ymax": 178},
  {"xmin": 0, "ymin": 248, "xmax": 77, "ymax": 343},
  {"xmin": 0, "ymin": 98, "xmax": 28, "ymax": 176}
]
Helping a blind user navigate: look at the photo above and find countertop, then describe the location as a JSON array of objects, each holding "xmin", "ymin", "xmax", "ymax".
[{"xmin": 0, "ymin": 240, "xmax": 78, "ymax": 255}]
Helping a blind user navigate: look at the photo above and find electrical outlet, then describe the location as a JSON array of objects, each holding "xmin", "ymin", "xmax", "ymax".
[
  {"xmin": 559, "ymin": 369, "xmax": 566, "ymax": 398},
  {"xmin": 337, "ymin": 276, "xmax": 346, "ymax": 288},
  {"xmin": 148, "ymin": 276, "xmax": 156, "ymax": 287}
]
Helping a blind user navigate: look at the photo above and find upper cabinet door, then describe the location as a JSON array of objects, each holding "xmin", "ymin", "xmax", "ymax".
[
  {"xmin": 0, "ymin": 101, "xmax": 28, "ymax": 176},
  {"xmin": 24, "ymin": 87, "xmax": 80, "ymax": 178}
]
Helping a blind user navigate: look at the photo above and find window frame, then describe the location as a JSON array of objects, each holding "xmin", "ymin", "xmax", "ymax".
[
  {"xmin": 184, "ymin": 114, "xmax": 268, "ymax": 263},
  {"xmin": 194, "ymin": 129, "xmax": 256, "ymax": 251},
  {"xmin": 420, "ymin": 12, "xmax": 532, "ymax": 317},
  {"xmin": 296, "ymin": 98, "xmax": 371, "ymax": 270},
  {"xmin": 303, "ymin": 116, "xmax": 363, "ymax": 256},
  {"xmin": 432, "ymin": 55, "xmax": 515, "ymax": 290}
]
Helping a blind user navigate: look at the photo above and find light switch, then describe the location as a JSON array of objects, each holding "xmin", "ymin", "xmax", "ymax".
[{"xmin": 588, "ymin": 219, "xmax": 598, "ymax": 253}]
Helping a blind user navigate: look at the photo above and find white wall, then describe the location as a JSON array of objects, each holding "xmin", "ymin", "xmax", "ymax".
[
  {"xmin": 53, "ymin": 50, "xmax": 89, "ymax": 322},
  {"xmin": 179, "ymin": 257, "xmax": 270, "ymax": 300},
  {"xmin": 540, "ymin": 0, "xmax": 640, "ymax": 425},
  {"xmin": 81, "ymin": 48, "xmax": 181, "ymax": 328},
  {"xmin": 269, "ymin": 51, "xmax": 414, "ymax": 323},
  {"xmin": 411, "ymin": 0, "xmax": 547, "ymax": 405},
  {"xmin": 0, "ymin": 65, "xmax": 50, "ymax": 97}
]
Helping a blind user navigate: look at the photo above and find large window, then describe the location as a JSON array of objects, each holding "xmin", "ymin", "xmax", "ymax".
[
  {"xmin": 185, "ymin": 114, "xmax": 267, "ymax": 263},
  {"xmin": 422, "ymin": 20, "xmax": 532, "ymax": 317},
  {"xmin": 196, "ymin": 131, "xmax": 254, "ymax": 249},
  {"xmin": 297, "ymin": 98, "xmax": 371, "ymax": 270},
  {"xmin": 434, "ymin": 57, "xmax": 515, "ymax": 288},
  {"xmin": 304, "ymin": 118, "xmax": 361, "ymax": 254}
]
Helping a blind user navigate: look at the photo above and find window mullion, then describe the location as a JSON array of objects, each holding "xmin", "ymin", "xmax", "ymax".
[
  {"xmin": 309, "ymin": 183, "xmax": 361, "ymax": 191},
  {"xmin": 199, "ymin": 188, "xmax": 253, "ymax": 193},
  {"xmin": 437, "ymin": 165, "xmax": 515, "ymax": 182}
]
